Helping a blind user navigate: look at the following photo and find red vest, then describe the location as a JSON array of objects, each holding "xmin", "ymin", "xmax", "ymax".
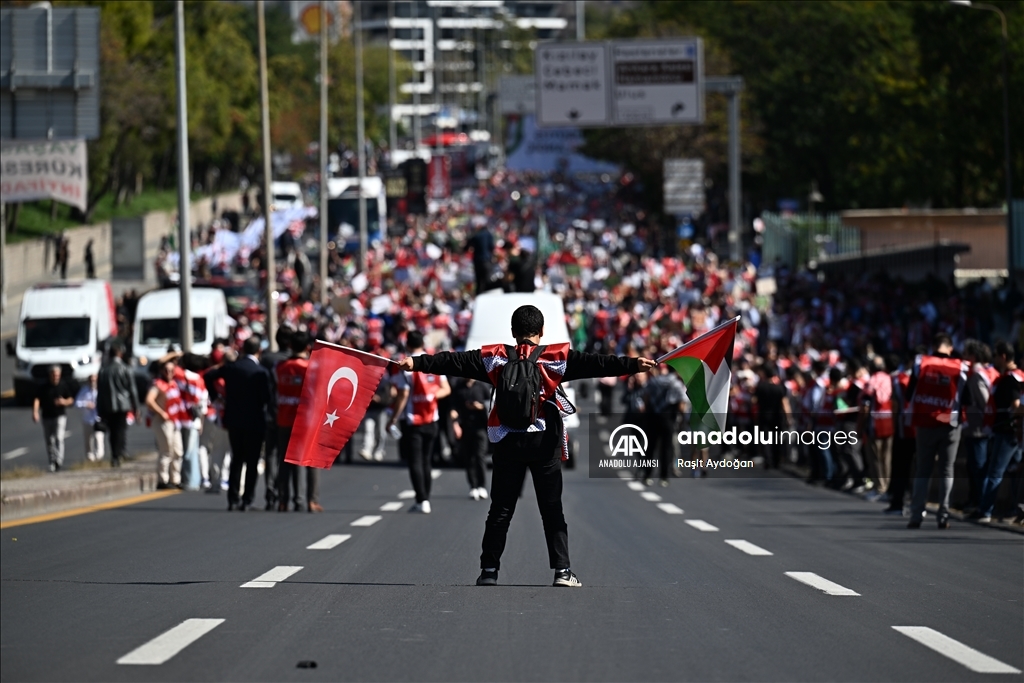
[
  {"xmin": 409, "ymin": 372, "xmax": 442, "ymax": 425},
  {"xmin": 908, "ymin": 355, "xmax": 969, "ymax": 428},
  {"xmin": 866, "ymin": 371, "xmax": 894, "ymax": 439},
  {"xmin": 275, "ymin": 357, "xmax": 309, "ymax": 428},
  {"xmin": 974, "ymin": 365, "xmax": 1000, "ymax": 429}
]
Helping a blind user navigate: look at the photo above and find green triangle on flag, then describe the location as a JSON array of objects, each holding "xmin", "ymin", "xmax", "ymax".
[{"xmin": 658, "ymin": 317, "xmax": 739, "ymax": 432}]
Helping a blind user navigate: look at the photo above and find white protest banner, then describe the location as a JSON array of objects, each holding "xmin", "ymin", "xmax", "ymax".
[{"xmin": 0, "ymin": 139, "xmax": 88, "ymax": 212}]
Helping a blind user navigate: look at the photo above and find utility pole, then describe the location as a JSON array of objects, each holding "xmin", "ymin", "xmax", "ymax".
[
  {"xmin": 257, "ymin": 0, "xmax": 277, "ymax": 350},
  {"xmin": 576, "ymin": 1, "xmax": 584, "ymax": 41},
  {"xmin": 174, "ymin": 0, "xmax": 193, "ymax": 352},
  {"xmin": 355, "ymin": 0, "xmax": 368, "ymax": 272},
  {"xmin": 413, "ymin": 0, "xmax": 421, "ymax": 150},
  {"xmin": 319, "ymin": 0, "xmax": 329, "ymax": 303},
  {"xmin": 387, "ymin": 0, "xmax": 397, "ymax": 158}
]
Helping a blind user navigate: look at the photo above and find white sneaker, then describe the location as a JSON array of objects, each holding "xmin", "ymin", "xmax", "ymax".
[
  {"xmin": 478, "ymin": 487, "xmax": 488, "ymax": 500},
  {"xmin": 358, "ymin": 450, "xmax": 373, "ymax": 461},
  {"xmin": 373, "ymin": 451, "xmax": 384, "ymax": 462},
  {"xmin": 421, "ymin": 500, "xmax": 431, "ymax": 514},
  {"xmin": 470, "ymin": 488, "xmax": 481, "ymax": 501}
]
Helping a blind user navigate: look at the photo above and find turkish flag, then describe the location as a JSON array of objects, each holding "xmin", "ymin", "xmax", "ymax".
[{"xmin": 284, "ymin": 341, "xmax": 391, "ymax": 469}]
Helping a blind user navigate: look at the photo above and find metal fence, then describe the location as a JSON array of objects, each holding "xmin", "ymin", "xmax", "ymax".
[{"xmin": 761, "ymin": 212, "xmax": 861, "ymax": 269}]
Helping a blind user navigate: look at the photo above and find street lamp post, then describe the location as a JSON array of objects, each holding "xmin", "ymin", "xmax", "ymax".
[{"xmin": 950, "ymin": 1, "xmax": 1014, "ymax": 272}]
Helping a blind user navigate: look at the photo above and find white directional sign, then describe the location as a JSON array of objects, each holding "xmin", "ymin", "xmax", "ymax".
[
  {"xmin": 611, "ymin": 39, "xmax": 703, "ymax": 126},
  {"xmin": 664, "ymin": 158, "xmax": 705, "ymax": 215},
  {"xmin": 535, "ymin": 43, "xmax": 610, "ymax": 127}
]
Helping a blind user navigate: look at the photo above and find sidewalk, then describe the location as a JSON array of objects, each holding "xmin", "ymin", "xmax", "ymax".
[{"xmin": 1, "ymin": 452, "xmax": 160, "ymax": 522}]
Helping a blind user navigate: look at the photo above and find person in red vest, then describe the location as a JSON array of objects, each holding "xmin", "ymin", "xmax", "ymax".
[
  {"xmin": 275, "ymin": 331, "xmax": 322, "ymax": 512},
  {"xmin": 906, "ymin": 334, "xmax": 969, "ymax": 529},
  {"xmin": 389, "ymin": 330, "xmax": 452, "ymax": 514},
  {"xmin": 961, "ymin": 340, "xmax": 996, "ymax": 512},
  {"xmin": 861, "ymin": 355, "xmax": 895, "ymax": 498},
  {"xmin": 974, "ymin": 340, "xmax": 1024, "ymax": 523},
  {"xmin": 397, "ymin": 305, "xmax": 657, "ymax": 588}
]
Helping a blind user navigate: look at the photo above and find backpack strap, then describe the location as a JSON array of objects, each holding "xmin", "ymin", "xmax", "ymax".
[{"xmin": 527, "ymin": 344, "xmax": 545, "ymax": 362}]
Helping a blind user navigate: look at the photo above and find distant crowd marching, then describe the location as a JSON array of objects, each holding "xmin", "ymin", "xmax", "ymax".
[{"xmin": 32, "ymin": 168, "xmax": 1024, "ymax": 525}]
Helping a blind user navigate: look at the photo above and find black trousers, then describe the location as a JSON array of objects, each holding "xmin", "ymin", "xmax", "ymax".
[
  {"xmin": 887, "ymin": 436, "xmax": 916, "ymax": 509},
  {"xmin": 481, "ymin": 433, "xmax": 569, "ymax": 571},
  {"xmin": 642, "ymin": 413, "xmax": 676, "ymax": 481},
  {"xmin": 461, "ymin": 425, "xmax": 489, "ymax": 490},
  {"xmin": 263, "ymin": 421, "xmax": 279, "ymax": 504},
  {"xmin": 103, "ymin": 412, "xmax": 129, "ymax": 465},
  {"xmin": 402, "ymin": 422, "xmax": 438, "ymax": 504},
  {"xmin": 275, "ymin": 426, "xmax": 320, "ymax": 507},
  {"xmin": 227, "ymin": 425, "xmax": 265, "ymax": 506}
]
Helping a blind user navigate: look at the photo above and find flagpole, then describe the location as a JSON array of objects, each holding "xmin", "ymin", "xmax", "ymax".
[{"xmin": 656, "ymin": 315, "xmax": 741, "ymax": 364}]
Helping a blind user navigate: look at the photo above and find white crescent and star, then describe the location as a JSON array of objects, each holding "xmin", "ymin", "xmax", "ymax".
[{"xmin": 324, "ymin": 366, "xmax": 359, "ymax": 427}]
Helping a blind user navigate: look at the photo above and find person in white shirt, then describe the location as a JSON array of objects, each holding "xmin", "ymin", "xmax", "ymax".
[{"xmin": 75, "ymin": 374, "xmax": 105, "ymax": 462}]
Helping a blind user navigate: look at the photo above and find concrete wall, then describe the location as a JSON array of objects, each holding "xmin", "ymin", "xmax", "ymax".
[
  {"xmin": 840, "ymin": 209, "xmax": 1007, "ymax": 271},
  {"xmin": 2, "ymin": 192, "xmax": 242, "ymax": 324}
]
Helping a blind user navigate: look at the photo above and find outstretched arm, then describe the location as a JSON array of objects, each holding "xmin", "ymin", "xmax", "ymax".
[
  {"xmin": 397, "ymin": 350, "xmax": 490, "ymax": 383},
  {"xmin": 562, "ymin": 350, "xmax": 656, "ymax": 382}
]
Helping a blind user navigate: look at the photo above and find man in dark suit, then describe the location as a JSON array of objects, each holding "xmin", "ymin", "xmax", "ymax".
[
  {"xmin": 259, "ymin": 326, "xmax": 292, "ymax": 510},
  {"xmin": 205, "ymin": 336, "xmax": 272, "ymax": 511}
]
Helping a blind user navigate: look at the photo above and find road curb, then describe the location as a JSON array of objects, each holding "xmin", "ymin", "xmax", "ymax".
[{"xmin": 0, "ymin": 470, "xmax": 160, "ymax": 522}]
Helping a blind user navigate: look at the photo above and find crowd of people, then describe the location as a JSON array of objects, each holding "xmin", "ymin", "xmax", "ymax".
[{"xmin": 32, "ymin": 167, "xmax": 1024, "ymax": 528}]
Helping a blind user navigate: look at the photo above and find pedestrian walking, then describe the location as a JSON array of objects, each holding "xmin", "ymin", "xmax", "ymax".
[
  {"xmin": 84, "ymin": 239, "xmax": 96, "ymax": 279},
  {"xmin": 389, "ymin": 331, "xmax": 451, "ymax": 513},
  {"xmin": 397, "ymin": 305, "xmax": 656, "ymax": 587},
  {"xmin": 75, "ymin": 374, "xmax": 105, "ymax": 462},
  {"xmin": 274, "ymin": 331, "xmax": 322, "ymax": 512},
  {"xmin": 146, "ymin": 359, "xmax": 187, "ymax": 489},
  {"xmin": 204, "ymin": 336, "xmax": 272, "ymax": 511},
  {"xmin": 97, "ymin": 340, "xmax": 139, "ymax": 468},
  {"xmin": 451, "ymin": 377, "xmax": 490, "ymax": 500},
  {"xmin": 33, "ymin": 365, "xmax": 74, "ymax": 472}
]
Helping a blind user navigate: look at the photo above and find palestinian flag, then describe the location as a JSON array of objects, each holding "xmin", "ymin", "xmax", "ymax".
[{"xmin": 657, "ymin": 317, "xmax": 739, "ymax": 432}]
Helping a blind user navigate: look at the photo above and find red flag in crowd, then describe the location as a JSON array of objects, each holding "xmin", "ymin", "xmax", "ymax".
[{"xmin": 285, "ymin": 341, "xmax": 391, "ymax": 469}]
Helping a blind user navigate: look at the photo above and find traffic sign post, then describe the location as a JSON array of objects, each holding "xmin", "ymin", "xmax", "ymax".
[
  {"xmin": 610, "ymin": 39, "xmax": 703, "ymax": 126},
  {"xmin": 664, "ymin": 158, "xmax": 705, "ymax": 216},
  {"xmin": 535, "ymin": 43, "xmax": 609, "ymax": 127}
]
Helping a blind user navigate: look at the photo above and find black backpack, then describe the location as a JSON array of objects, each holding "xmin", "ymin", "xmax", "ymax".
[{"xmin": 494, "ymin": 344, "xmax": 546, "ymax": 429}]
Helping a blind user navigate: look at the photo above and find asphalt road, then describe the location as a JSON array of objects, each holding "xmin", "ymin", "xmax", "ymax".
[{"xmin": 2, "ymin": 434, "xmax": 1022, "ymax": 681}]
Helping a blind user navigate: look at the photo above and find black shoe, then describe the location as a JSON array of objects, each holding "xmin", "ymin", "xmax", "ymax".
[
  {"xmin": 937, "ymin": 517, "xmax": 950, "ymax": 530},
  {"xmin": 476, "ymin": 569, "xmax": 498, "ymax": 586},
  {"xmin": 156, "ymin": 482, "xmax": 169, "ymax": 490},
  {"xmin": 227, "ymin": 502, "xmax": 237, "ymax": 512},
  {"xmin": 906, "ymin": 520, "xmax": 921, "ymax": 529},
  {"xmin": 553, "ymin": 569, "xmax": 582, "ymax": 587},
  {"xmin": 265, "ymin": 501, "xmax": 275, "ymax": 511},
  {"xmin": 238, "ymin": 502, "xmax": 249, "ymax": 512}
]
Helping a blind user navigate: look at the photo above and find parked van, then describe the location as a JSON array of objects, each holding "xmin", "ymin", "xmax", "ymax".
[
  {"xmin": 10, "ymin": 281, "xmax": 118, "ymax": 403},
  {"xmin": 132, "ymin": 287, "xmax": 233, "ymax": 368},
  {"xmin": 271, "ymin": 180, "xmax": 304, "ymax": 211},
  {"xmin": 326, "ymin": 176, "xmax": 386, "ymax": 251}
]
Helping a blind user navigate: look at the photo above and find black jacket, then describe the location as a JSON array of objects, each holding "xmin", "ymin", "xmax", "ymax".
[
  {"xmin": 204, "ymin": 356, "xmax": 271, "ymax": 430},
  {"xmin": 97, "ymin": 356, "xmax": 139, "ymax": 416}
]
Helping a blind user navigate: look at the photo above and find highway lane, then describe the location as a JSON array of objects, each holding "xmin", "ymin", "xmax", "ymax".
[{"xmin": 2, "ymin": 445, "xmax": 1021, "ymax": 682}]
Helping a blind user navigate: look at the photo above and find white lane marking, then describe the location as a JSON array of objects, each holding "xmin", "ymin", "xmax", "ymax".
[
  {"xmin": 657, "ymin": 503, "xmax": 684, "ymax": 514},
  {"xmin": 307, "ymin": 534, "xmax": 351, "ymax": 550},
  {"xmin": 380, "ymin": 501, "xmax": 404, "ymax": 512},
  {"xmin": 117, "ymin": 618, "xmax": 224, "ymax": 665},
  {"xmin": 351, "ymin": 515, "xmax": 382, "ymax": 527},
  {"xmin": 617, "ymin": 470, "xmax": 632, "ymax": 480},
  {"xmin": 725, "ymin": 539, "xmax": 773, "ymax": 556},
  {"xmin": 785, "ymin": 571, "xmax": 859, "ymax": 596},
  {"xmin": 240, "ymin": 566, "xmax": 303, "ymax": 588},
  {"xmin": 627, "ymin": 481, "xmax": 645, "ymax": 491},
  {"xmin": 640, "ymin": 491, "xmax": 662, "ymax": 502},
  {"xmin": 685, "ymin": 520, "xmax": 719, "ymax": 532},
  {"xmin": 2, "ymin": 447, "xmax": 29, "ymax": 460},
  {"xmin": 893, "ymin": 627, "xmax": 1021, "ymax": 674},
  {"xmin": 397, "ymin": 490, "xmax": 416, "ymax": 499},
  {"xmin": 430, "ymin": 469, "xmax": 442, "ymax": 480}
]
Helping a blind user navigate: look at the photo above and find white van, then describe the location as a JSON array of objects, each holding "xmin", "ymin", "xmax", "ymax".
[
  {"xmin": 271, "ymin": 181, "xmax": 304, "ymax": 211},
  {"xmin": 132, "ymin": 287, "xmax": 233, "ymax": 367},
  {"xmin": 464, "ymin": 290, "xmax": 582, "ymax": 466},
  {"xmin": 10, "ymin": 281, "xmax": 118, "ymax": 403}
]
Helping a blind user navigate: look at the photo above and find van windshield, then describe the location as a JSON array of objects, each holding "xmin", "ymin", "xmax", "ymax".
[
  {"xmin": 23, "ymin": 318, "xmax": 91, "ymax": 348},
  {"xmin": 140, "ymin": 318, "xmax": 208, "ymax": 345}
]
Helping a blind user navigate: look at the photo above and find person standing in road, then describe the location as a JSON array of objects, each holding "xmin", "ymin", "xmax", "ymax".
[
  {"xmin": 97, "ymin": 340, "xmax": 139, "ymax": 468},
  {"xmin": 397, "ymin": 305, "xmax": 657, "ymax": 587},
  {"xmin": 274, "ymin": 331, "xmax": 323, "ymax": 512},
  {"xmin": 466, "ymin": 222, "xmax": 495, "ymax": 295},
  {"xmin": 33, "ymin": 366, "xmax": 75, "ymax": 472},
  {"xmin": 451, "ymin": 377, "xmax": 491, "ymax": 500},
  {"xmin": 146, "ymin": 359, "xmax": 187, "ymax": 489},
  {"xmin": 389, "ymin": 331, "xmax": 452, "ymax": 513},
  {"xmin": 641, "ymin": 363, "xmax": 687, "ymax": 486},
  {"xmin": 974, "ymin": 341, "xmax": 1024, "ymax": 523},
  {"xmin": 75, "ymin": 373, "xmax": 105, "ymax": 463},
  {"xmin": 260, "ymin": 326, "xmax": 292, "ymax": 510},
  {"xmin": 204, "ymin": 336, "xmax": 272, "ymax": 511}
]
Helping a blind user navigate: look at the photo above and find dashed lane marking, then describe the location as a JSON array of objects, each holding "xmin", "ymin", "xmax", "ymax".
[
  {"xmin": 685, "ymin": 520, "xmax": 719, "ymax": 532},
  {"xmin": 785, "ymin": 571, "xmax": 859, "ymax": 596},
  {"xmin": 240, "ymin": 566, "xmax": 303, "ymax": 588},
  {"xmin": 892, "ymin": 626, "xmax": 1021, "ymax": 674},
  {"xmin": 2, "ymin": 447, "xmax": 29, "ymax": 460},
  {"xmin": 379, "ymin": 501, "xmax": 404, "ymax": 512},
  {"xmin": 657, "ymin": 503, "xmax": 684, "ymax": 514},
  {"xmin": 640, "ymin": 491, "xmax": 662, "ymax": 502},
  {"xmin": 397, "ymin": 490, "xmax": 416, "ymax": 499},
  {"xmin": 431, "ymin": 469, "xmax": 442, "ymax": 480},
  {"xmin": 351, "ymin": 515, "xmax": 382, "ymax": 527},
  {"xmin": 725, "ymin": 539, "xmax": 773, "ymax": 556},
  {"xmin": 307, "ymin": 534, "xmax": 351, "ymax": 550},
  {"xmin": 626, "ymin": 481, "xmax": 645, "ymax": 491},
  {"xmin": 117, "ymin": 618, "xmax": 224, "ymax": 665}
]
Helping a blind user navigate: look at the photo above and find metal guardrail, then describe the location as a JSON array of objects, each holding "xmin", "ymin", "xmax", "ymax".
[{"xmin": 761, "ymin": 212, "xmax": 860, "ymax": 269}]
